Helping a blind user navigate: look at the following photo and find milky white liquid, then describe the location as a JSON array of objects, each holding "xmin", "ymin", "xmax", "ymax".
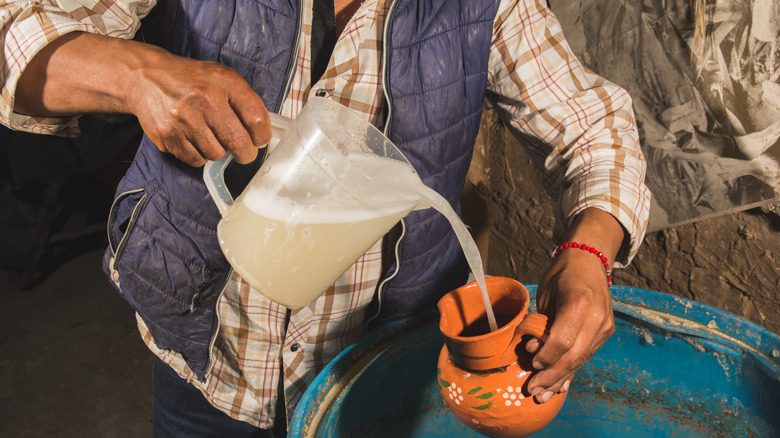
[
  {"xmin": 219, "ymin": 201, "xmax": 407, "ymax": 308},
  {"xmin": 218, "ymin": 151, "xmax": 497, "ymax": 329},
  {"xmin": 416, "ymin": 185, "xmax": 498, "ymax": 331}
]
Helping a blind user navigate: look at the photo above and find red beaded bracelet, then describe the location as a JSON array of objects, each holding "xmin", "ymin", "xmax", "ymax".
[{"xmin": 553, "ymin": 242, "xmax": 613, "ymax": 287}]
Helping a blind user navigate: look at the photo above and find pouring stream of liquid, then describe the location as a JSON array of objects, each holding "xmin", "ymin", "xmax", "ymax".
[{"xmin": 417, "ymin": 185, "xmax": 498, "ymax": 332}]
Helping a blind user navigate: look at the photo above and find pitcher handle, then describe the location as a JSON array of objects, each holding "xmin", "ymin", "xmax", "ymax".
[{"xmin": 203, "ymin": 112, "xmax": 295, "ymax": 216}]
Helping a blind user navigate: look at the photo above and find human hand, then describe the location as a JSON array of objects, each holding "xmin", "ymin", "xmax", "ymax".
[
  {"xmin": 523, "ymin": 208, "xmax": 625, "ymax": 403},
  {"xmin": 125, "ymin": 48, "xmax": 273, "ymax": 167},
  {"xmin": 524, "ymin": 249, "xmax": 614, "ymax": 403}
]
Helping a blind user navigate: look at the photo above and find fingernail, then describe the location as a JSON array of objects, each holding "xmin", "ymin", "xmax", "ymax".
[
  {"xmin": 561, "ymin": 379, "xmax": 571, "ymax": 393},
  {"xmin": 526, "ymin": 339, "xmax": 540, "ymax": 353},
  {"xmin": 529, "ymin": 386, "xmax": 542, "ymax": 396},
  {"xmin": 532, "ymin": 360, "xmax": 544, "ymax": 370},
  {"xmin": 540, "ymin": 391, "xmax": 554, "ymax": 403}
]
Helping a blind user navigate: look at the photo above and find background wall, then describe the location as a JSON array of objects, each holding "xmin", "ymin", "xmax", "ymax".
[
  {"xmin": 546, "ymin": 0, "xmax": 780, "ymax": 231},
  {"xmin": 466, "ymin": 105, "xmax": 780, "ymax": 335}
]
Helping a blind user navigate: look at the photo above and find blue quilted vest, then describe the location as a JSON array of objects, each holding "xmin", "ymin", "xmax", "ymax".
[{"xmin": 104, "ymin": 0, "xmax": 501, "ymax": 380}]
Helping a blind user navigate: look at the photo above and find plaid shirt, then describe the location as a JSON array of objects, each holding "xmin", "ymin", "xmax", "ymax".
[{"xmin": 1, "ymin": 0, "xmax": 651, "ymax": 429}]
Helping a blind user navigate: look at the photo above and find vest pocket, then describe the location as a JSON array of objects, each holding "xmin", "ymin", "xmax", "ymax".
[
  {"xmin": 107, "ymin": 187, "xmax": 150, "ymax": 262},
  {"xmin": 103, "ymin": 178, "xmax": 222, "ymax": 379}
]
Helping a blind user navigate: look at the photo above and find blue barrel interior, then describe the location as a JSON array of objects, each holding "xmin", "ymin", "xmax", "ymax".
[{"xmin": 290, "ymin": 285, "xmax": 780, "ymax": 437}]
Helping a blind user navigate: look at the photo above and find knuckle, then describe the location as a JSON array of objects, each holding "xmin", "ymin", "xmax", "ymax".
[
  {"xmin": 569, "ymin": 291, "xmax": 591, "ymax": 309},
  {"xmin": 209, "ymin": 63, "xmax": 243, "ymax": 85},
  {"xmin": 244, "ymin": 113, "xmax": 264, "ymax": 129},
  {"xmin": 553, "ymin": 334, "xmax": 575, "ymax": 353},
  {"xmin": 210, "ymin": 61, "xmax": 235, "ymax": 76},
  {"xmin": 168, "ymin": 95, "xmax": 190, "ymax": 116},
  {"xmin": 591, "ymin": 311, "xmax": 611, "ymax": 329},
  {"xmin": 255, "ymin": 128, "xmax": 272, "ymax": 146},
  {"xmin": 182, "ymin": 88, "xmax": 212, "ymax": 112},
  {"xmin": 185, "ymin": 150, "xmax": 207, "ymax": 167},
  {"xmin": 167, "ymin": 103, "xmax": 194, "ymax": 127},
  {"xmin": 154, "ymin": 118, "xmax": 175, "ymax": 137},
  {"xmin": 222, "ymin": 127, "xmax": 250, "ymax": 150},
  {"xmin": 606, "ymin": 323, "xmax": 616, "ymax": 338},
  {"xmin": 200, "ymin": 141, "xmax": 225, "ymax": 161},
  {"xmin": 590, "ymin": 310, "xmax": 615, "ymax": 339},
  {"xmin": 602, "ymin": 317, "xmax": 616, "ymax": 337}
]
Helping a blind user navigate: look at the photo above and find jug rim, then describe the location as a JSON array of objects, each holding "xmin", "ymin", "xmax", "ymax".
[{"xmin": 438, "ymin": 277, "xmax": 530, "ymax": 341}]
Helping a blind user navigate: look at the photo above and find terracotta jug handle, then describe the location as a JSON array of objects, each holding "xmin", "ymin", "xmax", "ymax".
[
  {"xmin": 517, "ymin": 312, "xmax": 549, "ymax": 342},
  {"xmin": 499, "ymin": 313, "xmax": 550, "ymax": 366}
]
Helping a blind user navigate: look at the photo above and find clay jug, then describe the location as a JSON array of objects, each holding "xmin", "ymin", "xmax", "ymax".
[{"xmin": 436, "ymin": 277, "xmax": 567, "ymax": 437}]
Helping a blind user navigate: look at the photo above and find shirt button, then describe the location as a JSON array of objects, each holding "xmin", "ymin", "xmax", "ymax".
[
  {"xmin": 110, "ymin": 269, "xmax": 120, "ymax": 282},
  {"xmin": 290, "ymin": 343, "xmax": 301, "ymax": 352}
]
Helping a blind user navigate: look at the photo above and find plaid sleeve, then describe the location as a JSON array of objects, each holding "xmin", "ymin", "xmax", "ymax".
[
  {"xmin": 487, "ymin": 0, "xmax": 652, "ymax": 266},
  {"xmin": 0, "ymin": 0, "xmax": 156, "ymax": 135}
]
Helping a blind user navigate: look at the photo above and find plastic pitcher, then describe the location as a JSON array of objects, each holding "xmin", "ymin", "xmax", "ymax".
[{"xmin": 204, "ymin": 97, "xmax": 427, "ymax": 309}]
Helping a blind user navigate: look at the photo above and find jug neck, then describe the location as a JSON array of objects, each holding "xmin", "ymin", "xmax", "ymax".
[
  {"xmin": 441, "ymin": 323, "xmax": 520, "ymax": 371},
  {"xmin": 438, "ymin": 277, "xmax": 534, "ymax": 371},
  {"xmin": 440, "ymin": 311, "xmax": 549, "ymax": 372}
]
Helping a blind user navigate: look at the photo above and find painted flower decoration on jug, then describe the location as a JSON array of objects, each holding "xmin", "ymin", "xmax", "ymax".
[{"xmin": 438, "ymin": 368, "xmax": 532, "ymax": 411}]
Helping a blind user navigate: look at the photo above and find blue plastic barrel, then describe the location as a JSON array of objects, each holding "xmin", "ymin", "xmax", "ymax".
[{"xmin": 290, "ymin": 286, "xmax": 780, "ymax": 437}]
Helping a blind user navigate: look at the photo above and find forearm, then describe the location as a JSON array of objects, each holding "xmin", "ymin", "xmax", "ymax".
[
  {"xmin": 15, "ymin": 31, "xmax": 163, "ymax": 117},
  {"xmin": 0, "ymin": 0, "xmax": 156, "ymax": 133},
  {"xmin": 14, "ymin": 17, "xmax": 273, "ymax": 166}
]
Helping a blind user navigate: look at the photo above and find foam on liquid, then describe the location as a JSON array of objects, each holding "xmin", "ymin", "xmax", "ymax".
[{"xmin": 241, "ymin": 152, "xmax": 421, "ymax": 222}]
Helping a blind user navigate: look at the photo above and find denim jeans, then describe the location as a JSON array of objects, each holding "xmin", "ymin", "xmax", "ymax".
[{"xmin": 152, "ymin": 357, "xmax": 287, "ymax": 437}]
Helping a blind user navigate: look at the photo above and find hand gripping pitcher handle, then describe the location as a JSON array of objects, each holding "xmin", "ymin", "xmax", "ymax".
[{"xmin": 203, "ymin": 112, "xmax": 295, "ymax": 216}]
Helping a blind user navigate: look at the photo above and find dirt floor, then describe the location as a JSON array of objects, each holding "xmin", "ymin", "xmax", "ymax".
[{"xmin": 0, "ymin": 248, "xmax": 153, "ymax": 437}]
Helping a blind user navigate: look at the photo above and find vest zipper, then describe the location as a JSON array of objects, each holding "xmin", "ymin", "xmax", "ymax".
[
  {"xmin": 380, "ymin": 0, "xmax": 399, "ymax": 134},
  {"xmin": 107, "ymin": 188, "xmax": 147, "ymax": 257},
  {"xmin": 365, "ymin": 0, "xmax": 402, "ymax": 331},
  {"xmin": 202, "ymin": 267, "xmax": 233, "ymax": 381},
  {"xmin": 278, "ymin": 0, "xmax": 304, "ymax": 111},
  {"xmin": 365, "ymin": 219, "xmax": 406, "ymax": 330}
]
